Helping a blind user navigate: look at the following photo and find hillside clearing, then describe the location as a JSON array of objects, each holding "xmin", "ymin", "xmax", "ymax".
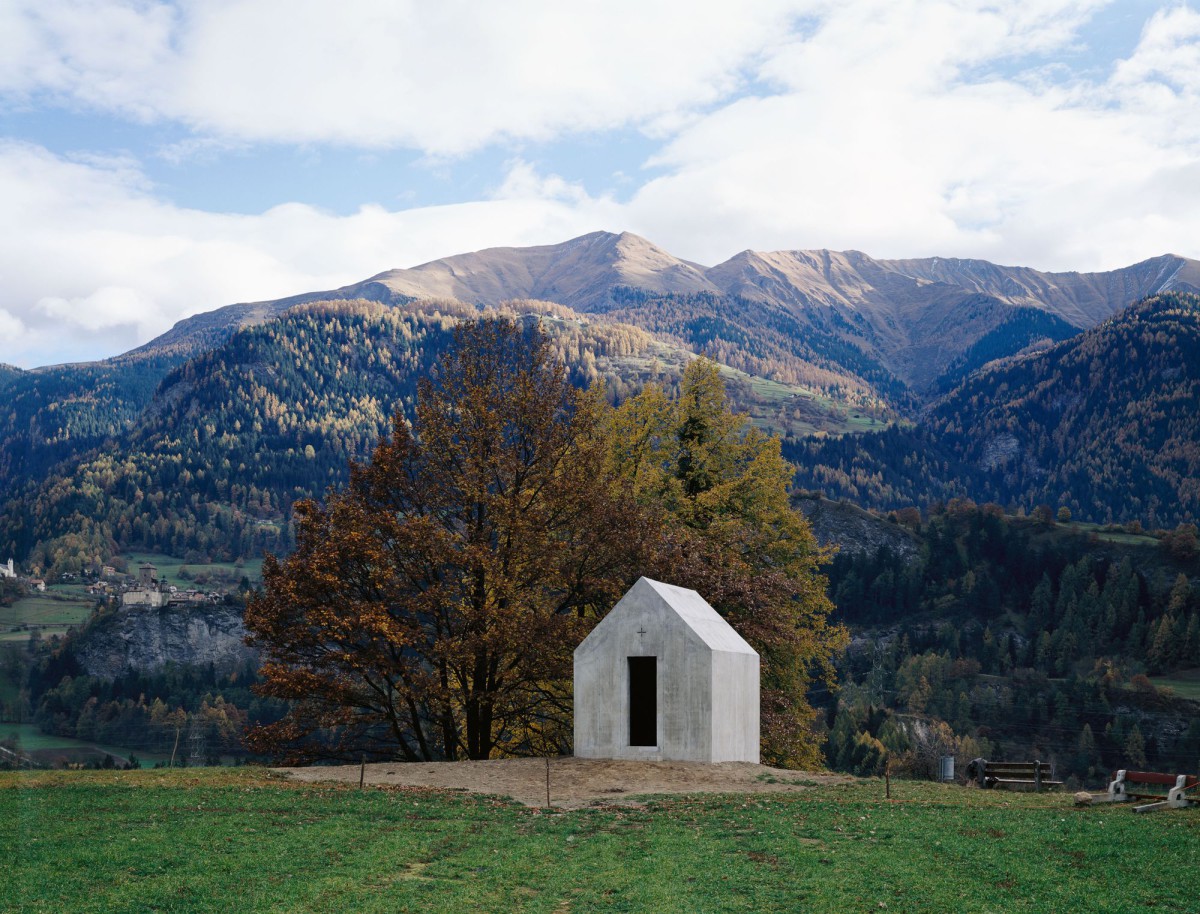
[
  {"xmin": 4, "ymin": 767, "xmax": 1198, "ymax": 913},
  {"xmin": 1151, "ymin": 668, "xmax": 1200, "ymax": 702},
  {"xmin": 0, "ymin": 590, "xmax": 94, "ymax": 642}
]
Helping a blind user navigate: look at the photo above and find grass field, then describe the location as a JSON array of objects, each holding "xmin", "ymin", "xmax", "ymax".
[
  {"xmin": 715, "ymin": 365, "xmax": 890, "ymax": 438},
  {"xmin": 1053, "ymin": 521, "xmax": 1161, "ymax": 547},
  {"xmin": 0, "ymin": 724, "xmax": 167, "ymax": 767},
  {"xmin": 1151, "ymin": 669, "xmax": 1200, "ymax": 702},
  {"xmin": 2, "ymin": 769, "xmax": 1197, "ymax": 913},
  {"xmin": 123, "ymin": 552, "xmax": 264, "ymax": 588},
  {"xmin": 0, "ymin": 590, "xmax": 94, "ymax": 642}
]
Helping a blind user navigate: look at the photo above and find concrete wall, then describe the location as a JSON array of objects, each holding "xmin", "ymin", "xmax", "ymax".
[
  {"xmin": 574, "ymin": 577, "xmax": 759, "ymax": 763},
  {"xmin": 710, "ymin": 649, "xmax": 760, "ymax": 762},
  {"xmin": 574, "ymin": 584, "xmax": 712, "ymax": 761}
]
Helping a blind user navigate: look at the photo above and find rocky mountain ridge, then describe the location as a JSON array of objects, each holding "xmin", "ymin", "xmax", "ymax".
[
  {"xmin": 140, "ymin": 232, "xmax": 1200, "ymax": 395},
  {"xmin": 791, "ymin": 291, "xmax": 1200, "ymax": 528}
]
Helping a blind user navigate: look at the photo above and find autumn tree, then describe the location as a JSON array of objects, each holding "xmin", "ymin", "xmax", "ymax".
[
  {"xmin": 606, "ymin": 357, "xmax": 848, "ymax": 767},
  {"xmin": 244, "ymin": 318, "xmax": 651, "ymax": 763}
]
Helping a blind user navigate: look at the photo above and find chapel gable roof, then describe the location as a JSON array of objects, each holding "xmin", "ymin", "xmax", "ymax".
[{"xmin": 581, "ymin": 576, "xmax": 757, "ymax": 656}]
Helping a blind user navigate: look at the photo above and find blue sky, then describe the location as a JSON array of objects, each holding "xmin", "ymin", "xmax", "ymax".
[{"xmin": 0, "ymin": 0, "xmax": 1197, "ymax": 367}]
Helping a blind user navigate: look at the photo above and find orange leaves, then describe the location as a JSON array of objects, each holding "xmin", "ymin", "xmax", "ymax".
[{"xmin": 244, "ymin": 318, "xmax": 652, "ymax": 763}]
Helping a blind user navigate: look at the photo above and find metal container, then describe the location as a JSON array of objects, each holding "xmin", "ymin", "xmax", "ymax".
[{"xmin": 939, "ymin": 755, "xmax": 955, "ymax": 782}]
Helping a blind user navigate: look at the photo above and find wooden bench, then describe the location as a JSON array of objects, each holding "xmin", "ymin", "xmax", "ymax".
[
  {"xmin": 967, "ymin": 758, "xmax": 1062, "ymax": 792},
  {"xmin": 1095, "ymin": 770, "xmax": 1199, "ymax": 813}
]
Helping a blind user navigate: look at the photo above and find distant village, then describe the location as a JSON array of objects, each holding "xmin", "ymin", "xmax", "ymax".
[
  {"xmin": 1, "ymin": 557, "xmax": 46, "ymax": 593},
  {"xmin": 94, "ymin": 562, "xmax": 228, "ymax": 608},
  {"xmin": 3, "ymin": 557, "xmax": 229, "ymax": 608}
]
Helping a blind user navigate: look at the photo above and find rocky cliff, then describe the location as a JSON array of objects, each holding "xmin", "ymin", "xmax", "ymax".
[
  {"xmin": 72, "ymin": 603, "xmax": 256, "ymax": 679},
  {"xmin": 792, "ymin": 493, "xmax": 920, "ymax": 559}
]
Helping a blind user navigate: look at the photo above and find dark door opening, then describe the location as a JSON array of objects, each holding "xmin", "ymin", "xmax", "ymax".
[{"xmin": 628, "ymin": 656, "xmax": 657, "ymax": 746}]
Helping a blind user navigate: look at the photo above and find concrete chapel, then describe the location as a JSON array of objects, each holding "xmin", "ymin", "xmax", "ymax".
[{"xmin": 573, "ymin": 577, "xmax": 760, "ymax": 763}]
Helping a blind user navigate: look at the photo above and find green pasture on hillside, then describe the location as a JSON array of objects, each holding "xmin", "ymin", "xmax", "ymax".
[
  {"xmin": 122, "ymin": 553, "xmax": 264, "ymax": 588},
  {"xmin": 716, "ymin": 365, "xmax": 888, "ymax": 438},
  {"xmin": 1, "ymin": 723, "xmax": 167, "ymax": 768},
  {"xmin": 0, "ymin": 591, "xmax": 94, "ymax": 642},
  {"xmin": 1151, "ymin": 669, "xmax": 1200, "ymax": 702},
  {"xmin": 1051, "ymin": 521, "xmax": 1160, "ymax": 548},
  {"xmin": 3, "ymin": 769, "xmax": 1198, "ymax": 913}
]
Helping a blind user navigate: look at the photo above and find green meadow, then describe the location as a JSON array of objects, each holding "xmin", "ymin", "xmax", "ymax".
[
  {"xmin": 0, "ymin": 590, "xmax": 94, "ymax": 643},
  {"xmin": 1, "ymin": 723, "xmax": 167, "ymax": 768},
  {"xmin": 1150, "ymin": 668, "xmax": 1200, "ymax": 702},
  {"xmin": 715, "ymin": 365, "xmax": 888, "ymax": 437},
  {"xmin": 3, "ymin": 769, "xmax": 1197, "ymax": 913},
  {"xmin": 122, "ymin": 553, "xmax": 264, "ymax": 588}
]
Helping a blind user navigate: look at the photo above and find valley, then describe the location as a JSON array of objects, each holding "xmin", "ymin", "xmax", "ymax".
[{"xmin": 2, "ymin": 233, "xmax": 1198, "ymax": 783}]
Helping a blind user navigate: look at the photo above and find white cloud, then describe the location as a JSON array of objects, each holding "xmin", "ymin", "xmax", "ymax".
[
  {"xmin": 37, "ymin": 286, "xmax": 164, "ymax": 335},
  {"xmin": 0, "ymin": 308, "xmax": 26, "ymax": 347},
  {"xmin": 3, "ymin": 1, "xmax": 1200, "ymax": 367},
  {"xmin": 623, "ymin": 1, "xmax": 1200, "ymax": 269},
  {"xmin": 1, "ymin": 0, "xmax": 802, "ymax": 154}
]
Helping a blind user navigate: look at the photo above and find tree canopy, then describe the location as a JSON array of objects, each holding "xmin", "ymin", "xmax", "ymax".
[
  {"xmin": 245, "ymin": 319, "xmax": 844, "ymax": 766},
  {"xmin": 608, "ymin": 357, "xmax": 847, "ymax": 767},
  {"xmin": 244, "ymin": 318, "xmax": 651, "ymax": 762}
]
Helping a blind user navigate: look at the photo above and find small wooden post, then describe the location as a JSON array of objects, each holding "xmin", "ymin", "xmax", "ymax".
[
  {"xmin": 545, "ymin": 757, "xmax": 551, "ymax": 809},
  {"xmin": 885, "ymin": 760, "xmax": 891, "ymax": 800},
  {"xmin": 359, "ymin": 755, "xmax": 366, "ymax": 790},
  {"xmin": 1034, "ymin": 759, "xmax": 1042, "ymax": 793}
]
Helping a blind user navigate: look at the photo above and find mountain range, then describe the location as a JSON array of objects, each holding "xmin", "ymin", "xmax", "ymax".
[
  {"xmin": 141, "ymin": 231, "xmax": 1200, "ymax": 395},
  {"xmin": 789, "ymin": 291, "xmax": 1200, "ymax": 527},
  {"xmin": 2, "ymin": 232, "xmax": 1199, "ymax": 571}
]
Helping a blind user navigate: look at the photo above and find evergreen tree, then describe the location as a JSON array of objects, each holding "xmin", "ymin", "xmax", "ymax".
[
  {"xmin": 608, "ymin": 357, "xmax": 847, "ymax": 767},
  {"xmin": 1124, "ymin": 724, "xmax": 1148, "ymax": 769}
]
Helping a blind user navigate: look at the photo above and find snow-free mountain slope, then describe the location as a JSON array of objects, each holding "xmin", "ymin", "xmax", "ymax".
[
  {"xmin": 136, "ymin": 232, "xmax": 1200, "ymax": 401},
  {"xmin": 878, "ymin": 253, "xmax": 1200, "ymax": 328},
  {"xmin": 362, "ymin": 231, "xmax": 717, "ymax": 310}
]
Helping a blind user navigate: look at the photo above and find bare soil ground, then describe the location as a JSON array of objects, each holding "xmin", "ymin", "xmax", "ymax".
[{"xmin": 275, "ymin": 757, "xmax": 851, "ymax": 808}]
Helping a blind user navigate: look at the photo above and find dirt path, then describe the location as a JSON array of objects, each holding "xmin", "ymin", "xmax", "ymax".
[{"xmin": 275, "ymin": 757, "xmax": 851, "ymax": 808}]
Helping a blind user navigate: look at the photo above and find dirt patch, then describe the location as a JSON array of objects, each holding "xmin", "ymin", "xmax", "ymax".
[{"xmin": 274, "ymin": 757, "xmax": 851, "ymax": 808}]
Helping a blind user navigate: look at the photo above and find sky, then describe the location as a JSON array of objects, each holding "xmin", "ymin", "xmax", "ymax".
[{"xmin": 1, "ymin": 0, "xmax": 1199, "ymax": 368}]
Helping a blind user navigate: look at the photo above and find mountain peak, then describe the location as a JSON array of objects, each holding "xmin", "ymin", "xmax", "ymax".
[
  {"xmin": 339, "ymin": 230, "xmax": 715, "ymax": 311},
  {"xmin": 135, "ymin": 233, "xmax": 1200, "ymax": 380}
]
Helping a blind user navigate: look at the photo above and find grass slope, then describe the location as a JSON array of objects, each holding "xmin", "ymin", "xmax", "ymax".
[
  {"xmin": 1151, "ymin": 668, "xmax": 1200, "ymax": 702},
  {"xmin": 3, "ymin": 769, "xmax": 1197, "ymax": 913},
  {"xmin": 1, "ymin": 723, "xmax": 168, "ymax": 767},
  {"xmin": 123, "ymin": 552, "xmax": 264, "ymax": 588},
  {"xmin": 0, "ymin": 588, "xmax": 94, "ymax": 642}
]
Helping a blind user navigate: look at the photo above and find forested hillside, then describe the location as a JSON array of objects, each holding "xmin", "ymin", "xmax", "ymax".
[
  {"xmin": 9, "ymin": 244, "xmax": 1199, "ymax": 566},
  {"xmin": 0, "ymin": 298, "xmax": 829, "ymax": 573},
  {"xmin": 0, "ymin": 354, "xmax": 184, "ymax": 499},
  {"xmin": 605, "ymin": 287, "xmax": 906, "ymax": 410},
  {"xmin": 0, "ymin": 302, "xmax": 459, "ymax": 570},
  {"xmin": 823, "ymin": 501, "xmax": 1200, "ymax": 780},
  {"xmin": 932, "ymin": 305, "xmax": 1077, "ymax": 393},
  {"xmin": 791, "ymin": 293, "xmax": 1200, "ymax": 528},
  {"xmin": 146, "ymin": 235, "xmax": 1200, "ymax": 418},
  {"xmin": 930, "ymin": 292, "xmax": 1200, "ymax": 526}
]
